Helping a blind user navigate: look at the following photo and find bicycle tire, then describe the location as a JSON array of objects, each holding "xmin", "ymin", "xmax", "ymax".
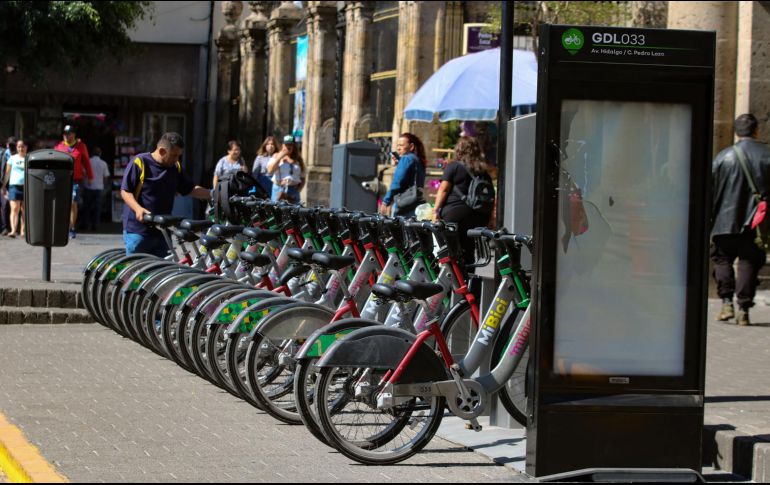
[
  {"xmin": 188, "ymin": 285, "xmax": 250, "ymax": 384},
  {"xmin": 204, "ymin": 290, "xmax": 276, "ymax": 395},
  {"xmin": 315, "ymin": 365, "xmax": 445, "ymax": 465},
  {"xmin": 82, "ymin": 249, "xmax": 124, "ymax": 320},
  {"xmin": 119, "ymin": 260, "xmax": 179, "ymax": 344},
  {"xmin": 143, "ymin": 267, "xmax": 201, "ymax": 357},
  {"xmin": 107, "ymin": 256, "xmax": 160, "ymax": 337},
  {"xmin": 223, "ymin": 296, "xmax": 297, "ymax": 406},
  {"xmin": 132, "ymin": 266, "xmax": 187, "ymax": 354},
  {"xmin": 160, "ymin": 275, "xmax": 223, "ymax": 371},
  {"xmin": 246, "ymin": 304, "xmax": 335, "ymax": 424},
  {"xmin": 174, "ymin": 280, "xmax": 236, "ymax": 374},
  {"xmin": 491, "ymin": 313, "xmax": 529, "ymax": 426}
]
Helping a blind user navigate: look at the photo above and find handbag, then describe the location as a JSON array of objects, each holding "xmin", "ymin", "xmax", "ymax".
[
  {"xmin": 393, "ymin": 163, "xmax": 424, "ymax": 211},
  {"xmin": 733, "ymin": 144, "xmax": 770, "ymax": 250}
]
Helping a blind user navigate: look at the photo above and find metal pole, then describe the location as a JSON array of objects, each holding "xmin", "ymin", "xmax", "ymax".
[
  {"xmin": 43, "ymin": 246, "xmax": 51, "ymax": 282},
  {"xmin": 495, "ymin": 1, "xmax": 514, "ymax": 229}
]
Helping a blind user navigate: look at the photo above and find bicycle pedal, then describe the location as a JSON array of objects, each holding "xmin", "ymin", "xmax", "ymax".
[{"xmin": 465, "ymin": 419, "xmax": 482, "ymax": 432}]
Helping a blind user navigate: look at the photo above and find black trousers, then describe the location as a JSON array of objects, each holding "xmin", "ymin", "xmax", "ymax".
[{"xmin": 711, "ymin": 233, "xmax": 766, "ymax": 309}]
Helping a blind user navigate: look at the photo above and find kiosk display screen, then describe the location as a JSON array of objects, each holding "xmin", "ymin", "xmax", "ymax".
[{"xmin": 552, "ymin": 99, "xmax": 692, "ymax": 377}]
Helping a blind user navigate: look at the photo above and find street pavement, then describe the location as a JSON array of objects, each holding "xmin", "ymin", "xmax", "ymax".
[{"xmin": 1, "ymin": 231, "xmax": 770, "ymax": 480}]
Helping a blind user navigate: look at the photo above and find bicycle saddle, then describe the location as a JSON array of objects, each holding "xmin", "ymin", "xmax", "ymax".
[
  {"xmin": 394, "ymin": 280, "xmax": 444, "ymax": 300},
  {"xmin": 180, "ymin": 219, "xmax": 215, "ymax": 231},
  {"xmin": 198, "ymin": 235, "xmax": 228, "ymax": 250},
  {"xmin": 287, "ymin": 248, "xmax": 317, "ymax": 264},
  {"xmin": 173, "ymin": 229, "xmax": 199, "ymax": 243},
  {"xmin": 210, "ymin": 225, "xmax": 245, "ymax": 238},
  {"xmin": 238, "ymin": 252, "xmax": 271, "ymax": 267},
  {"xmin": 153, "ymin": 215, "xmax": 184, "ymax": 228},
  {"xmin": 371, "ymin": 284, "xmax": 399, "ymax": 301},
  {"xmin": 242, "ymin": 227, "xmax": 282, "ymax": 244},
  {"xmin": 311, "ymin": 252, "xmax": 355, "ymax": 271}
]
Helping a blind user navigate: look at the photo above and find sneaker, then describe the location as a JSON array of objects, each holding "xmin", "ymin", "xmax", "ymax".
[
  {"xmin": 716, "ymin": 302, "xmax": 734, "ymax": 321},
  {"xmin": 68, "ymin": 228, "xmax": 77, "ymax": 239},
  {"xmin": 737, "ymin": 308, "xmax": 750, "ymax": 326}
]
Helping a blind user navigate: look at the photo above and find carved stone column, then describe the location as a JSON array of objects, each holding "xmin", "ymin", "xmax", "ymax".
[
  {"xmin": 239, "ymin": 1, "xmax": 270, "ymax": 159},
  {"xmin": 267, "ymin": 2, "xmax": 302, "ymax": 138},
  {"xmin": 669, "ymin": 1, "xmax": 738, "ymax": 155},
  {"xmin": 735, "ymin": 1, "xmax": 770, "ymax": 141},
  {"xmin": 392, "ymin": 1, "xmax": 443, "ymax": 159},
  {"xmin": 339, "ymin": 1, "xmax": 375, "ymax": 143},
  {"xmin": 215, "ymin": 1, "xmax": 243, "ymax": 160},
  {"xmin": 302, "ymin": 1, "xmax": 338, "ymax": 206}
]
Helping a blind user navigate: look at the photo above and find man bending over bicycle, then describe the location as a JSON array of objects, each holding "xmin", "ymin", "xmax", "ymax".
[{"xmin": 121, "ymin": 132, "xmax": 212, "ymax": 257}]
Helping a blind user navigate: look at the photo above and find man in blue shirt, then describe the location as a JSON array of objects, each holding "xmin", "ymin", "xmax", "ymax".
[{"xmin": 120, "ymin": 132, "xmax": 211, "ymax": 257}]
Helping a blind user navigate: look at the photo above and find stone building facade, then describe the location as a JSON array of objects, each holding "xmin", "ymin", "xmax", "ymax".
[
  {"xmin": 213, "ymin": 1, "xmax": 770, "ymax": 207},
  {"xmin": 213, "ymin": 0, "xmax": 494, "ymax": 206}
]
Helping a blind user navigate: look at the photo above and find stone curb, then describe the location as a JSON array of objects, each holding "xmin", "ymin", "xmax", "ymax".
[
  {"xmin": 0, "ymin": 287, "xmax": 84, "ymax": 310},
  {"xmin": 704, "ymin": 425, "xmax": 770, "ymax": 481},
  {"xmin": 0, "ymin": 307, "xmax": 93, "ymax": 325}
]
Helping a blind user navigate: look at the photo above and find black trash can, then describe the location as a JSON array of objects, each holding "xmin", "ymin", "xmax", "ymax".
[{"xmin": 24, "ymin": 149, "xmax": 74, "ymax": 247}]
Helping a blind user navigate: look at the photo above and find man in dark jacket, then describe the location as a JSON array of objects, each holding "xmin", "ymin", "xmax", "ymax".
[{"xmin": 711, "ymin": 114, "xmax": 770, "ymax": 325}]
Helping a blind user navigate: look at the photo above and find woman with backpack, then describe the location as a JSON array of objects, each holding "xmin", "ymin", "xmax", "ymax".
[
  {"xmin": 212, "ymin": 140, "xmax": 248, "ymax": 188},
  {"xmin": 379, "ymin": 132, "xmax": 427, "ymax": 218},
  {"xmin": 433, "ymin": 136, "xmax": 496, "ymax": 267}
]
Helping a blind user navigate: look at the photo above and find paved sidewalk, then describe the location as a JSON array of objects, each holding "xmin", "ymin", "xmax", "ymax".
[
  {"xmin": 0, "ymin": 232, "xmax": 124, "ymax": 284},
  {"xmin": 0, "ymin": 324, "xmax": 528, "ymax": 483},
  {"xmin": 2, "ymin": 232, "xmax": 770, "ymax": 479}
]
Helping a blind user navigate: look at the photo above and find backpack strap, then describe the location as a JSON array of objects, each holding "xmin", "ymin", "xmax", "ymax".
[
  {"xmin": 132, "ymin": 157, "xmax": 182, "ymax": 200},
  {"xmin": 133, "ymin": 157, "xmax": 145, "ymax": 199}
]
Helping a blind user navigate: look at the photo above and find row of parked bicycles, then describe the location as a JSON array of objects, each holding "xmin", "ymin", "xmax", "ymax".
[{"xmin": 81, "ymin": 197, "xmax": 533, "ymax": 465}]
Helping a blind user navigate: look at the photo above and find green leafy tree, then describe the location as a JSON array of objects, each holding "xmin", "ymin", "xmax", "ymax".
[
  {"xmin": 0, "ymin": 1, "xmax": 153, "ymax": 82},
  {"xmin": 488, "ymin": 1, "xmax": 632, "ymax": 52}
]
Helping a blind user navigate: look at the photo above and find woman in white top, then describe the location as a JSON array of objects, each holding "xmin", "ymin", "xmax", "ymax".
[
  {"xmin": 267, "ymin": 135, "xmax": 305, "ymax": 204},
  {"xmin": 3, "ymin": 139, "xmax": 28, "ymax": 237},
  {"xmin": 212, "ymin": 140, "xmax": 248, "ymax": 188},
  {"xmin": 252, "ymin": 136, "xmax": 278, "ymax": 196}
]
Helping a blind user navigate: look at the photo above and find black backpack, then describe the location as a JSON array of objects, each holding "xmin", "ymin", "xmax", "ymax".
[
  {"xmin": 214, "ymin": 171, "xmax": 269, "ymax": 223},
  {"xmin": 453, "ymin": 168, "xmax": 495, "ymax": 213}
]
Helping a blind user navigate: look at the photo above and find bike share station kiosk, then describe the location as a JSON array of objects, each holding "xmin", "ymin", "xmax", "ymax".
[{"xmin": 526, "ymin": 25, "xmax": 715, "ymax": 480}]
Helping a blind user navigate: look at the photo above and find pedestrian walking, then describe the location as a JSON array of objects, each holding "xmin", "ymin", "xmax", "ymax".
[
  {"xmin": 711, "ymin": 113, "xmax": 770, "ymax": 326},
  {"xmin": 212, "ymin": 140, "xmax": 248, "ymax": 188},
  {"xmin": 81, "ymin": 146, "xmax": 111, "ymax": 231},
  {"xmin": 0, "ymin": 136, "xmax": 16, "ymax": 236},
  {"xmin": 2, "ymin": 139, "xmax": 28, "ymax": 238},
  {"xmin": 379, "ymin": 133, "xmax": 427, "ymax": 218},
  {"xmin": 120, "ymin": 132, "xmax": 211, "ymax": 257},
  {"xmin": 252, "ymin": 136, "xmax": 277, "ymax": 196},
  {"xmin": 54, "ymin": 125, "xmax": 93, "ymax": 239},
  {"xmin": 267, "ymin": 135, "xmax": 305, "ymax": 204},
  {"xmin": 432, "ymin": 136, "xmax": 495, "ymax": 267}
]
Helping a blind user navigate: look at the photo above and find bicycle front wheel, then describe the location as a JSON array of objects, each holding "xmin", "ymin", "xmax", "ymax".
[{"xmin": 315, "ymin": 366, "xmax": 445, "ymax": 465}]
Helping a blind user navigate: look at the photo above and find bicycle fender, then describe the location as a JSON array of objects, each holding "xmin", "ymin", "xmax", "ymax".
[
  {"xmin": 295, "ymin": 318, "xmax": 380, "ymax": 361},
  {"xmin": 252, "ymin": 302, "xmax": 335, "ymax": 340},
  {"xmin": 205, "ymin": 289, "xmax": 276, "ymax": 327},
  {"xmin": 316, "ymin": 326, "xmax": 449, "ymax": 384},
  {"xmin": 226, "ymin": 296, "xmax": 296, "ymax": 336},
  {"xmin": 277, "ymin": 263, "xmax": 311, "ymax": 287}
]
